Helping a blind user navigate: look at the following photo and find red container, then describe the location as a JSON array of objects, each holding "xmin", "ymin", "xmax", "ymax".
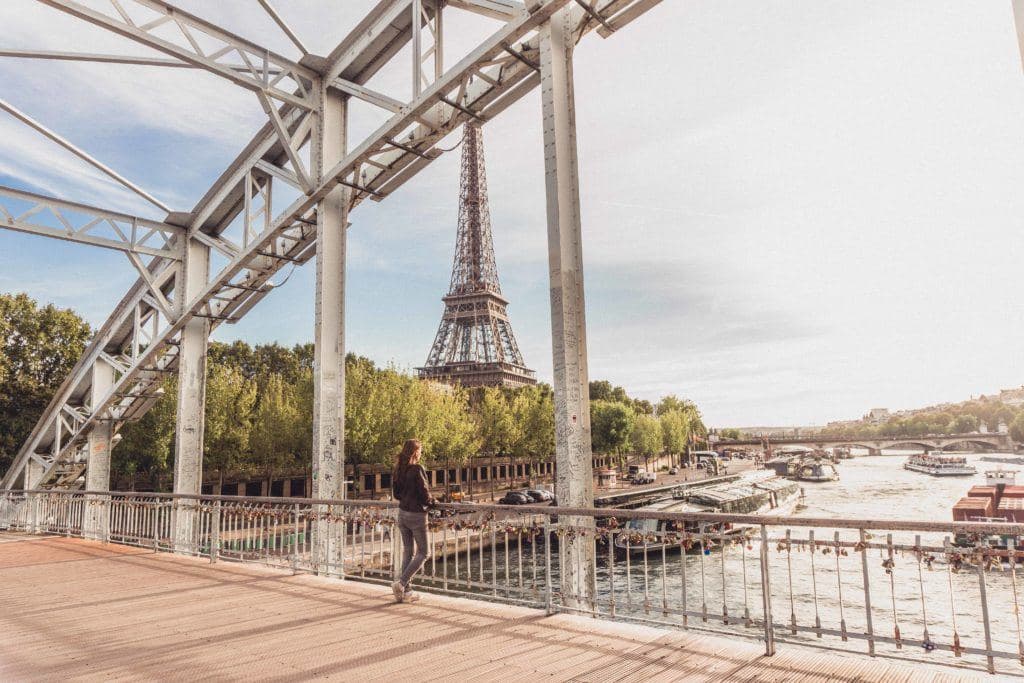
[
  {"xmin": 997, "ymin": 498, "xmax": 1024, "ymax": 523},
  {"xmin": 954, "ymin": 497, "xmax": 993, "ymax": 521},
  {"xmin": 968, "ymin": 486, "xmax": 998, "ymax": 499},
  {"xmin": 1001, "ymin": 486, "xmax": 1024, "ymax": 499}
]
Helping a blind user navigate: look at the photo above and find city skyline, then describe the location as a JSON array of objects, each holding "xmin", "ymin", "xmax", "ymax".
[{"xmin": 2, "ymin": 2, "xmax": 1024, "ymax": 427}]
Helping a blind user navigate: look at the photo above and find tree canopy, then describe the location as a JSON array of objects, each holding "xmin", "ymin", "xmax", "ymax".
[{"xmin": 0, "ymin": 293, "xmax": 91, "ymax": 474}]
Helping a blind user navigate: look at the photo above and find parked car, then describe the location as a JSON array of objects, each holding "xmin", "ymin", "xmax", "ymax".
[
  {"xmin": 499, "ymin": 491, "xmax": 532, "ymax": 505},
  {"xmin": 668, "ymin": 467, "xmax": 678, "ymax": 475},
  {"xmin": 525, "ymin": 489, "xmax": 553, "ymax": 503}
]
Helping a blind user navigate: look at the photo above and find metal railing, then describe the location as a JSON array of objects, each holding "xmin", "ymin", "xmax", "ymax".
[{"xmin": 3, "ymin": 489, "xmax": 1024, "ymax": 676}]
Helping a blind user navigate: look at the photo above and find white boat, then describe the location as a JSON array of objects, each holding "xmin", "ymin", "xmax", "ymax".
[
  {"xmin": 904, "ymin": 452, "xmax": 976, "ymax": 477},
  {"xmin": 794, "ymin": 457, "xmax": 839, "ymax": 482},
  {"xmin": 613, "ymin": 473, "xmax": 802, "ymax": 555}
]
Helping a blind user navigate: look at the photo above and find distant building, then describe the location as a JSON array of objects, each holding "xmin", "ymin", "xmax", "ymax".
[
  {"xmin": 864, "ymin": 408, "xmax": 890, "ymax": 424},
  {"xmin": 999, "ymin": 386, "xmax": 1024, "ymax": 407},
  {"xmin": 999, "ymin": 421, "xmax": 1010, "ymax": 435}
]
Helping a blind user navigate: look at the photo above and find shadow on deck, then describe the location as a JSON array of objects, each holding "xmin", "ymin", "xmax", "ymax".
[{"xmin": 0, "ymin": 533, "xmax": 981, "ymax": 682}]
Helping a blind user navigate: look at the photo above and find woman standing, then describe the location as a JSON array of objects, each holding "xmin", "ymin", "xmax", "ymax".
[{"xmin": 391, "ymin": 439, "xmax": 435, "ymax": 603}]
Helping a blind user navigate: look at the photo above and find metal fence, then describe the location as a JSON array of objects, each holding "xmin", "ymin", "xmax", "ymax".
[{"xmin": 3, "ymin": 489, "xmax": 1024, "ymax": 677}]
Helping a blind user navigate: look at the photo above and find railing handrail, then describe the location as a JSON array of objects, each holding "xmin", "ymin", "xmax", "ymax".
[{"xmin": 9, "ymin": 488, "xmax": 1024, "ymax": 535}]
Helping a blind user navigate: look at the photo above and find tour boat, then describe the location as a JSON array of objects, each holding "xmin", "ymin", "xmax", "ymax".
[
  {"xmin": 904, "ymin": 452, "xmax": 977, "ymax": 477},
  {"xmin": 794, "ymin": 457, "xmax": 840, "ymax": 482},
  {"xmin": 613, "ymin": 472, "xmax": 801, "ymax": 555},
  {"xmin": 833, "ymin": 446, "xmax": 853, "ymax": 460}
]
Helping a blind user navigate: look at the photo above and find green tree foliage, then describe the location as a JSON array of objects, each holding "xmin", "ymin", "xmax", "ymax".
[
  {"xmin": 2, "ymin": 294, "xmax": 716, "ymax": 487},
  {"xmin": 630, "ymin": 413, "xmax": 662, "ymax": 460},
  {"xmin": 1011, "ymin": 414, "xmax": 1024, "ymax": 443},
  {"xmin": 250, "ymin": 373, "xmax": 302, "ymax": 486},
  {"xmin": 204, "ymin": 364, "xmax": 257, "ymax": 487},
  {"xmin": 660, "ymin": 409, "xmax": 691, "ymax": 455},
  {"xmin": 113, "ymin": 380, "xmax": 176, "ymax": 490},
  {"xmin": 477, "ymin": 387, "xmax": 516, "ymax": 456},
  {"xmin": 591, "ymin": 400, "xmax": 635, "ymax": 455},
  {"xmin": 0, "ymin": 293, "xmax": 91, "ymax": 474}
]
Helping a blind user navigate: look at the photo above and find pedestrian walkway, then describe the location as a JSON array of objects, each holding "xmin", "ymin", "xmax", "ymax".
[{"xmin": 0, "ymin": 533, "xmax": 982, "ymax": 681}]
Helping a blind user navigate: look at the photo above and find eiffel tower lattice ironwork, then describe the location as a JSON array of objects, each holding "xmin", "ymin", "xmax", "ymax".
[{"xmin": 418, "ymin": 123, "xmax": 536, "ymax": 388}]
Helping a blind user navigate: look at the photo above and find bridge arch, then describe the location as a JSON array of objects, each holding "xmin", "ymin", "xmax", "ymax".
[
  {"xmin": 937, "ymin": 439, "xmax": 1001, "ymax": 452},
  {"xmin": 880, "ymin": 441, "xmax": 936, "ymax": 452}
]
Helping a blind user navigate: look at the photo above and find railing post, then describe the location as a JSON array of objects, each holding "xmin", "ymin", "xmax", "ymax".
[
  {"xmin": 758, "ymin": 524, "xmax": 775, "ymax": 656},
  {"xmin": 292, "ymin": 503, "xmax": 300, "ymax": 574},
  {"xmin": 544, "ymin": 517, "xmax": 553, "ymax": 615},
  {"xmin": 859, "ymin": 528, "xmax": 875, "ymax": 656},
  {"xmin": 210, "ymin": 500, "xmax": 221, "ymax": 564},
  {"xmin": 152, "ymin": 501, "xmax": 159, "ymax": 550},
  {"xmin": 977, "ymin": 542, "xmax": 996, "ymax": 674}
]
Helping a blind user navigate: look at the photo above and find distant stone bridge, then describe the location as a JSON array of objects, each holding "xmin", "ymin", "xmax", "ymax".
[{"xmin": 718, "ymin": 432, "xmax": 1015, "ymax": 456}]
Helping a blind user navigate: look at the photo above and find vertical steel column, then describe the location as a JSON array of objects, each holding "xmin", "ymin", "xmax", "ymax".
[
  {"xmin": 540, "ymin": 7, "xmax": 594, "ymax": 610},
  {"xmin": 311, "ymin": 80, "xmax": 348, "ymax": 575},
  {"xmin": 173, "ymin": 238, "xmax": 210, "ymax": 553},
  {"xmin": 84, "ymin": 360, "xmax": 115, "ymax": 540},
  {"xmin": 24, "ymin": 458, "xmax": 44, "ymax": 533}
]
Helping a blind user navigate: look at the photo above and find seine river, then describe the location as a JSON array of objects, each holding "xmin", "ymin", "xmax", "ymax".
[{"xmin": 445, "ymin": 452, "xmax": 1024, "ymax": 676}]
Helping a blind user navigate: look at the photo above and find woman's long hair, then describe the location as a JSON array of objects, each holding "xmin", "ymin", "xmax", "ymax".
[{"xmin": 394, "ymin": 439, "xmax": 421, "ymax": 481}]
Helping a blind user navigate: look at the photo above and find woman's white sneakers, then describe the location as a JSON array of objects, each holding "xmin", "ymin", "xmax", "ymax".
[
  {"xmin": 392, "ymin": 581, "xmax": 405, "ymax": 603},
  {"xmin": 403, "ymin": 591, "xmax": 421, "ymax": 603}
]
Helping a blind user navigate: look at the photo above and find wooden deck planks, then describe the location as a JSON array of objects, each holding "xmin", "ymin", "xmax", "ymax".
[{"xmin": 0, "ymin": 534, "xmax": 994, "ymax": 682}]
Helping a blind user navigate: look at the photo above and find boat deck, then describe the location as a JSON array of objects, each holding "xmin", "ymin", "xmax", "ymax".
[{"xmin": 0, "ymin": 533, "xmax": 985, "ymax": 682}]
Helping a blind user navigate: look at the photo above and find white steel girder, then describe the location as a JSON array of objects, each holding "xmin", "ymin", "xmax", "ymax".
[
  {"xmin": 1, "ymin": 0, "xmax": 662, "ymax": 494},
  {"xmin": 0, "ymin": 186, "xmax": 183, "ymax": 260}
]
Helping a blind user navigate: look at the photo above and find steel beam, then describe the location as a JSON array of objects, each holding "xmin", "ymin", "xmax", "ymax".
[
  {"xmin": 447, "ymin": 0, "xmax": 525, "ymax": 20},
  {"xmin": 0, "ymin": 48, "xmax": 285, "ymax": 73},
  {"xmin": 540, "ymin": 7, "xmax": 595, "ymax": 610},
  {"xmin": 36, "ymin": 0, "xmax": 316, "ymax": 109},
  {"xmin": 0, "ymin": 186, "xmax": 182, "ymax": 259},
  {"xmin": 172, "ymin": 239, "xmax": 210, "ymax": 553},
  {"xmin": 84, "ymin": 361, "xmax": 115, "ymax": 541},
  {"xmin": 311, "ymin": 83, "xmax": 348, "ymax": 574},
  {"xmin": 0, "ymin": 97, "xmax": 171, "ymax": 212}
]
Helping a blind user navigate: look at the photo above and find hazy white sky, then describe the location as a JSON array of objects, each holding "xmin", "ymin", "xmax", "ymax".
[{"xmin": 2, "ymin": 1, "xmax": 1024, "ymax": 427}]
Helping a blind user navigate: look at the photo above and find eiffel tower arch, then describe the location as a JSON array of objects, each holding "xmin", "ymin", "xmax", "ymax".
[{"xmin": 418, "ymin": 123, "xmax": 536, "ymax": 388}]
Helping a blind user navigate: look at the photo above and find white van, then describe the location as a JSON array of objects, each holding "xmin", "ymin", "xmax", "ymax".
[{"xmin": 634, "ymin": 471, "xmax": 657, "ymax": 485}]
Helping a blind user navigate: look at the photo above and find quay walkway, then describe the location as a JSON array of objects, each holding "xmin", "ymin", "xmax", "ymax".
[{"xmin": 0, "ymin": 533, "xmax": 978, "ymax": 682}]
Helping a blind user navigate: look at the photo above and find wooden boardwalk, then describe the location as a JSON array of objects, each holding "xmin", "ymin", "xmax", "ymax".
[{"xmin": 0, "ymin": 533, "xmax": 985, "ymax": 682}]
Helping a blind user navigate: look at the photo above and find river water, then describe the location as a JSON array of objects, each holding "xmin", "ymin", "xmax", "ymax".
[{"xmin": 432, "ymin": 452, "xmax": 1024, "ymax": 676}]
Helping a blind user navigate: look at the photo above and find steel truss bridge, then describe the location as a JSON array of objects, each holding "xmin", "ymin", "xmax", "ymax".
[
  {"xmin": 0, "ymin": 0, "xmax": 663, "ymax": 604},
  {"xmin": 4, "ymin": 1, "xmax": 1024, "ymax": 618}
]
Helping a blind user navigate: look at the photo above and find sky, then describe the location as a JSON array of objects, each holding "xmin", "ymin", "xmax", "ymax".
[{"xmin": 2, "ymin": 1, "xmax": 1024, "ymax": 428}]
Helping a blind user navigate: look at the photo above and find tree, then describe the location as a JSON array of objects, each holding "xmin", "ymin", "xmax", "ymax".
[
  {"xmin": 204, "ymin": 364, "xmax": 256, "ymax": 491},
  {"xmin": 948, "ymin": 414, "xmax": 979, "ymax": 435},
  {"xmin": 477, "ymin": 387, "xmax": 516, "ymax": 457},
  {"xmin": 250, "ymin": 373, "xmax": 302, "ymax": 491},
  {"xmin": 0, "ymin": 293, "xmax": 92, "ymax": 474},
  {"xmin": 1011, "ymin": 414, "xmax": 1024, "ymax": 444},
  {"xmin": 591, "ymin": 400, "xmax": 635, "ymax": 461},
  {"xmin": 630, "ymin": 414, "xmax": 662, "ymax": 469},
  {"xmin": 510, "ymin": 385, "xmax": 554, "ymax": 483},
  {"xmin": 660, "ymin": 409, "xmax": 690, "ymax": 462},
  {"xmin": 114, "ymin": 379, "xmax": 176, "ymax": 491}
]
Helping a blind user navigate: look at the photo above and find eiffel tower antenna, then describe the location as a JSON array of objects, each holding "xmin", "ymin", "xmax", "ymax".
[{"xmin": 418, "ymin": 123, "xmax": 536, "ymax": 388}]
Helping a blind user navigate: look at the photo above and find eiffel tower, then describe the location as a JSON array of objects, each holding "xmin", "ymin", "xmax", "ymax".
[{"xmin": 418, "ymin": 123, "xmax": 536, "ymax": 388}]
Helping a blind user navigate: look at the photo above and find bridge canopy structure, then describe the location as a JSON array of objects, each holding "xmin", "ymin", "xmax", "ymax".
[{"xmin": 0, "ymin": 0, "xmax": 661, "ymax": 592}]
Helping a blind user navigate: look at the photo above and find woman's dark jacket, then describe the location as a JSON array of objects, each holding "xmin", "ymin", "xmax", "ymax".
[{"xmin": 393, "ymin": 464, "xmax": 433, "ymax": 512}]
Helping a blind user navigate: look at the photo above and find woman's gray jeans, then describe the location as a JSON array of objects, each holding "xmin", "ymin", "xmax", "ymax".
[{"xmin": 398, "ymin": 509, "xmax": 429, "ymax": 588}]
